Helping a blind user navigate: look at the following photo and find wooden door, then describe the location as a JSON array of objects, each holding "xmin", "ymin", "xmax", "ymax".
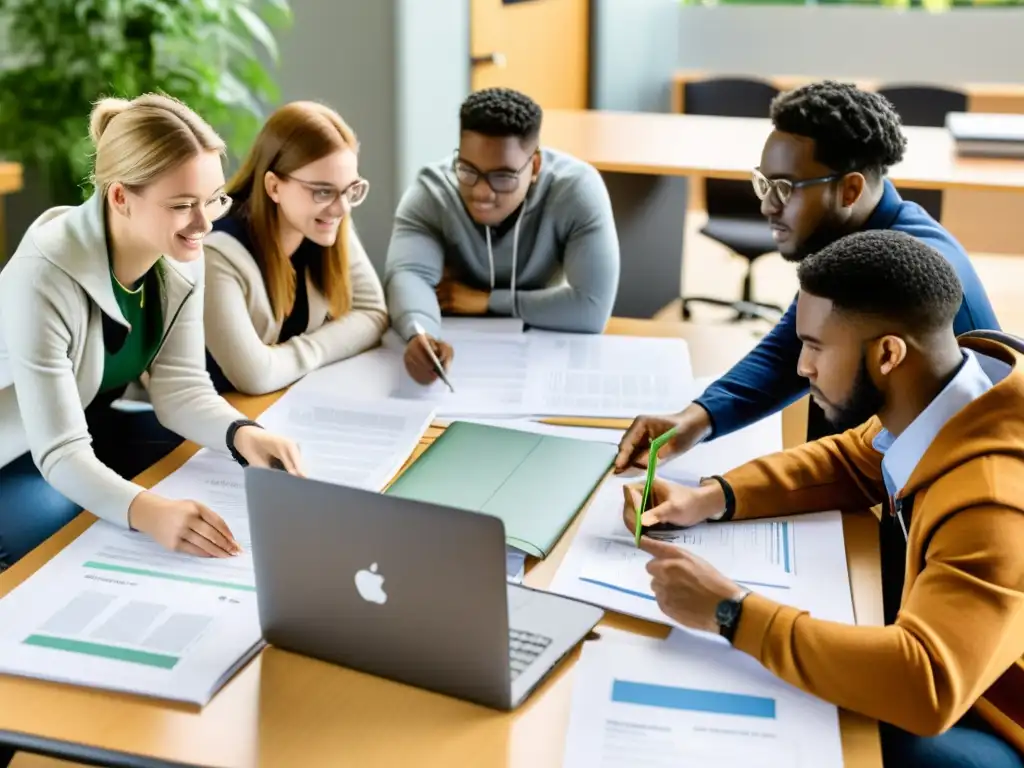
[{"xmin": 470, "ymin": 0, "xmax": 589, "ymax": 110}]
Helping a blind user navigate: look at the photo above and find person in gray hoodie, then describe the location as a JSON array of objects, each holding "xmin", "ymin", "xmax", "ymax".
[{"xmin": 384, "ymin": 88, "xmax": 621, "ymax": 385}]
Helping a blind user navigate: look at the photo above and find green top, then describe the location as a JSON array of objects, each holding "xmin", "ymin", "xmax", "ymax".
[{"xmin": 99, "ymin": 264, "xmax": 164, "ymax": 394}]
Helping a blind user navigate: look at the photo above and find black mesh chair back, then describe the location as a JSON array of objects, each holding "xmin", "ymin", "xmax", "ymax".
[
  {"xmin": 877, "ymin": 85, "xmax": 968, "ymax": 220},
  {"xmin": 679, "ymin": 77, "xmax": 785, "ymax": 322}
]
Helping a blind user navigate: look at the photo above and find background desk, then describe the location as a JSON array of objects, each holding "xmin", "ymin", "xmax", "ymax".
[
  {"xmin": 540, "ymin": 109, "xmax": 1024, "ymax": 317},
  {"xmin": 2, "ymin": 319, "xmax": 883, "ymax": 768},
  {"xmin": 670, "ymin": 71, "xmax": 1024, "ymax": 118}
]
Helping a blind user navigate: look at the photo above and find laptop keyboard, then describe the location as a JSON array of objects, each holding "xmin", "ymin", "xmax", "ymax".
[{"xmin": 509, "ymin": 628, "xmax": 553, "ymax": 679}]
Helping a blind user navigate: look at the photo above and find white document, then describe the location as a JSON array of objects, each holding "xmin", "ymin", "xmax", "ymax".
[
  {"xmin": 441, "ymin": 317, "xmax": 524, "ymax": 334},
  {"xmin": 124, "ymin": 449, "xmax": 256, "ymax": 588},
  {"xmin": 255, "ymin": 388, "xmax": 436, "ymax": 491},
  {"xmin": 396, "ymin": 330, "xmax": 695, "ymax": 418},
  {"xmin": 586, "ymin": 514, "xmax": 796, "ymax": 593},
  {"xmin": 563, "ymin": 632, "xmax": 843, "ymax": 768},
  {"xmin": 289, "ymin": 345, "xmax": 404, "ymax": 402},
  {"xmin": 523, "ymin": 331, "xmax": 694, "ymax": 417},
  {"xmin": 434, "ymin": 416, "xmax": 624, "ymax": 445},
  {"xmin": 0, "ymin": 516, "xmax": 262, "ymax": 705},
  {"xmin": 394, "ymin": 329, "xmax": 535, "ymax": 415},
  {"xmin": 549, "ymin": 476, "xmax": 854, "ymax": 627}
]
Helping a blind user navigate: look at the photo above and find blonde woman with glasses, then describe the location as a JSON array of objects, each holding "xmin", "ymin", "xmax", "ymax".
[
  {"xmin": 203, "ymin": 101, "xmax": 387, "ymax": 395},
  {"xmin": 0, "ymin": 93, "xmax": 305, "ymax": 571}
]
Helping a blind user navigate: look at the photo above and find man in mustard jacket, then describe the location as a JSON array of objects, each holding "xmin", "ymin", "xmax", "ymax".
[{"xmin": 624, "ymin": 230, "xmax": 1023, "ymax": 767}]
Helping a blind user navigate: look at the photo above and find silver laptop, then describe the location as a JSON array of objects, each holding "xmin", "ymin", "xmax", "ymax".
[{"xmin": 244, "ymin": 467, "xmax": 604, "ymax": 711}]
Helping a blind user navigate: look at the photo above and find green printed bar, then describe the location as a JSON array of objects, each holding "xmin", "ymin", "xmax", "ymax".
[
  {"xmin": 23, "ymin": 635, "xmax": 179, "ymax": 669},
  {"xmin": 83, "ymin": 561, "xmax": 256, "ymax": 592}
]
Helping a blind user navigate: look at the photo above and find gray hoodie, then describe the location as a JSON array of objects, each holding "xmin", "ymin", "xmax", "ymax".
[{"xmin": 383, "ymin": 148, "xmax": 620, "ymax": 340}]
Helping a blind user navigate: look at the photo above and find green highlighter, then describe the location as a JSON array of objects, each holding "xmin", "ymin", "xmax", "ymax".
[{"xmin": 634, "ymin": 426, "xmax": 679, "ymax": 547}]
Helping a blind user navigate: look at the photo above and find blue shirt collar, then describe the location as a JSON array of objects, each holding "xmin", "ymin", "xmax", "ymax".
[
  {"xmin": 864, "ymin": 179, "xmax": 902, "ymax": 233},
  {"xmin": 872, "ymin": 350, "xmax": 1007, "ymax": 497}
]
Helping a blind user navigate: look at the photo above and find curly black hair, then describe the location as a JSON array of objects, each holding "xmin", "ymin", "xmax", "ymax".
[
  {"xmin": 797, "ymin": 230, "xmax": 962, "ymax": 333},
  {"xmin": 770, "ymin": 81, "xmax": 908, "ymax": 178},
  {"xmin": 459, "ymin": 88, "xmax": 542, "ymax": 145}
]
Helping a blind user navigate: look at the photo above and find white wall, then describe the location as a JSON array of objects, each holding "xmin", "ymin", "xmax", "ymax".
[
  {"xmin": 676, "ymin": 6, "xmax": 1024, "ymax": 85},
  {"xmin": 591, "ymin": 0, "xmax": 681, "ymax": 112},
  {"xmin": 590, "ymin": 3, "xmax": 1024, "ymax": 116},
  {"xmin": 277, "ymin": 0, "xmax": 469, "ymax": 273}
]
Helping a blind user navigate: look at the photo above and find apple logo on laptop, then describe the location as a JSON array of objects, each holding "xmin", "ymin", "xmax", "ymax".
[{"xmin": 354, "ymin": 563, "xmax": 387, "ymax": 605}]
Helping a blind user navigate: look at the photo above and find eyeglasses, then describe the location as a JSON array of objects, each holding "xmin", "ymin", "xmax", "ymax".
[
  {"xmin": 161, "ymin": 193, "xmax": 233, "ymax": 222},
  {"xmin": 284, "ymin": 175, "xmax": 370, "ymax": 208},
  {"xmin": 751, "ymin": 168, "xmax": 845, "ymax": 207},
  {"xmin": 451, "ymin": 151, "xmax": 536, "ymax": 193}
]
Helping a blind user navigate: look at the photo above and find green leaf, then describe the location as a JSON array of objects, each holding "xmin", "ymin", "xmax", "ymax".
[
  {"xmin": 231, "ymin": 4, "xmax": 279, "ymax": 64},
  {"xmin": 259, "ymin": 0, "xmax": 293, "ymax": 29}
]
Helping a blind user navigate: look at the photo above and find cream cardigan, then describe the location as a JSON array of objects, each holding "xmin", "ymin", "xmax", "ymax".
[
  {"xmin": 0, "ymin": 195, "xmax": 246, "ymax": 526},
  {"xmin": 203, "ymin": 221, "xmax": 388, "ymax": 395}
]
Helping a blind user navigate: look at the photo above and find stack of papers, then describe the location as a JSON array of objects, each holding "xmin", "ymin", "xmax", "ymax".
[
  {"xmin": 549, "ymin": 476, "xmax": 855, "ymax": 628},
  {"xmin": 563, "ymin": 631, "xmax": 843, "ymax": 767},
  {"xmin": 256, "ymin": 388, "xmax": 436, "ymax": 490},
  {"xmin": 0, "ymin": 474, "xmax": 261, "ymax": 705},
  {"xmin": 294, "ymin": 329, "xmax": 697, "ymax": 419},
  {"xmin": 0, "ymin": 393, "xmax": 437, "ymax": 703}
]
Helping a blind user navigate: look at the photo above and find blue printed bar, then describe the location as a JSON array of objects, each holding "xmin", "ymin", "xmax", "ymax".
[
  {"xmin": 612, "ymin": 680, "xmax": 777, "ymax": 719},
  {"xmin": 782, "ymin": 522, "xmax": 791, "ymax": 573}
]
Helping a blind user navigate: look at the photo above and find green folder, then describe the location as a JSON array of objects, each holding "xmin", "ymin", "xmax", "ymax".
[{"xmin": 384, "ymin": 421, "xmax": 616, "ymax": 558}]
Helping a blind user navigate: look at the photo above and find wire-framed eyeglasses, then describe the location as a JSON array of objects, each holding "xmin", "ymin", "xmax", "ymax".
[
  {"xmin": 451, "ymin": 151, "xmax": 536, "ymax": 193},
  {"xmin": 751, "ymin": 168, "xmax": 845, "ymax": 206}
]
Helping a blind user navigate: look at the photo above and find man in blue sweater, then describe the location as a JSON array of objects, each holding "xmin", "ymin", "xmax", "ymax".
[{"xmin": 615, "ymin": 80, "xmax": 1000, "ymax": 470}]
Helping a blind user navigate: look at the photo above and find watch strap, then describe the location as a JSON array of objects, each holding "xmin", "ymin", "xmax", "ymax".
[
  {"xmin": 702, "ymin": 475, "xmax": 737, "ymax": 522},
  {"xmin": 717, "ymin": 590, "xmax": 750, "ymax": 644},
  {"xmin": 226, "ymin": 419, "xmax": 263, "ymax": 466}
]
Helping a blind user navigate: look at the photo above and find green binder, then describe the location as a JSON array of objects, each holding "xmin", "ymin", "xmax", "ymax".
[{"xmin": 384, "ymin": 421, "xmax": 616, "ymax": 558}]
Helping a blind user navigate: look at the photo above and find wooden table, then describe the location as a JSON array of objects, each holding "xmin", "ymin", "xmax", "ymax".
[
  {"xmin": 0, "ymin": 162, "xmax": 24, "ymax": 261},
  {"xmin": 540, "ymin": 109, "xmax": 1024, "ymax": 316},
  {"xmin": 2, "ymin": 319, "xmax": 883, "ymax": 768}
]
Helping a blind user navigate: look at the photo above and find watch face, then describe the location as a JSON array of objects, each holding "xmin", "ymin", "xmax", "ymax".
[{"xmin": 716, "ymin": 599, "xmax": 739, "ymax": 627}]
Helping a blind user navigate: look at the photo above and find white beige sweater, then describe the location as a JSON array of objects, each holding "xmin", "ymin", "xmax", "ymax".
[
  {"xmin": 0, "ymin": 194, "xmax": 246, "ymax": 526},
  {"xmin": 203, "ymin": 222, "xmax": 388, "ymax": 395}
]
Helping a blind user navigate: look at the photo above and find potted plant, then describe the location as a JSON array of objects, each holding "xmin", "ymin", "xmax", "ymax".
[{"xmin": 0, "ymin": 0, "xmax": 293, "ymax": 205}]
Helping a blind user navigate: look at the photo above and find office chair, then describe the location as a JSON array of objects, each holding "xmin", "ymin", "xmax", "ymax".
[
  {"xmin": 959, "ymin": 329, "xmax": 1024, "ymax": 355},
  {"xmin": 877, "ymin": 84, "xmax": 968, "ymax": 221},
  {"xmin": 680, "ymin": 77, "xmax": 785, "ymax": 324}
]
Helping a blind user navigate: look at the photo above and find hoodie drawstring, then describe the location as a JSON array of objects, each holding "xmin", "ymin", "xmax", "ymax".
[{"xmin": 485, "ymin": 202, "xmax": 528, "ymax": 319}]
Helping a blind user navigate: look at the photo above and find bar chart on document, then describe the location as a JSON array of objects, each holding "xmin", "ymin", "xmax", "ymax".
[
  {"xmin": 0, "ymin": 454, "xmax": 263, "ymax": 703},
  {"xmin": 582, "ymin": 518, "xmax": 796, "ymax": 598},
  {"xmin": 563, "ymin": 634, "xmax": 843, "ymax": 768}
]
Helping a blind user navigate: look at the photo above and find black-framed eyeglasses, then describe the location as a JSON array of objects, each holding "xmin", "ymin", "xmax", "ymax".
[
  {"xmin": 283, "ymin": 175, "xmax": 370, "ymax": 208},
  {"xmin": 751, "ymin": 168, "xmax": 845, "ymax": 206},
  {"xmin": 451, "ymin": 151, "xmax": 536, "ymax": 193}
]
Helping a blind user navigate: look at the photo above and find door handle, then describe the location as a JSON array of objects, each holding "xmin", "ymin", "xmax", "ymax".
[{"xmin": 470, "ymin": 52, "xmax": 507, "ymax": 68}]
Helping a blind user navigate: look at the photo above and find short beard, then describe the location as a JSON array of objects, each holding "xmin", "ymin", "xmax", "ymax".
[
  {"xmin": 822, "ymin": 356, "xmax": 886, "ymax": 433},
  {"xmin": 781, "ymin": 212, "xmax": 851, "ymax": 264}
]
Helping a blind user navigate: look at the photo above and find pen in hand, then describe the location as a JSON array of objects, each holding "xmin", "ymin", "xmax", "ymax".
[{"xmin": 411, "ymin": 321, "xmax": 455, "ymax": 393}]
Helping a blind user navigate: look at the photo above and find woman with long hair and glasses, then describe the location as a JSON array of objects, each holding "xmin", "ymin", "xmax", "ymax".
[
  {"xmin": 0, "ymin": 94, "xmax": 305, "ymax": 570},
  {"xmin": 203, "ymin": 101, "xmax": 387, "ymax": 395}
]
